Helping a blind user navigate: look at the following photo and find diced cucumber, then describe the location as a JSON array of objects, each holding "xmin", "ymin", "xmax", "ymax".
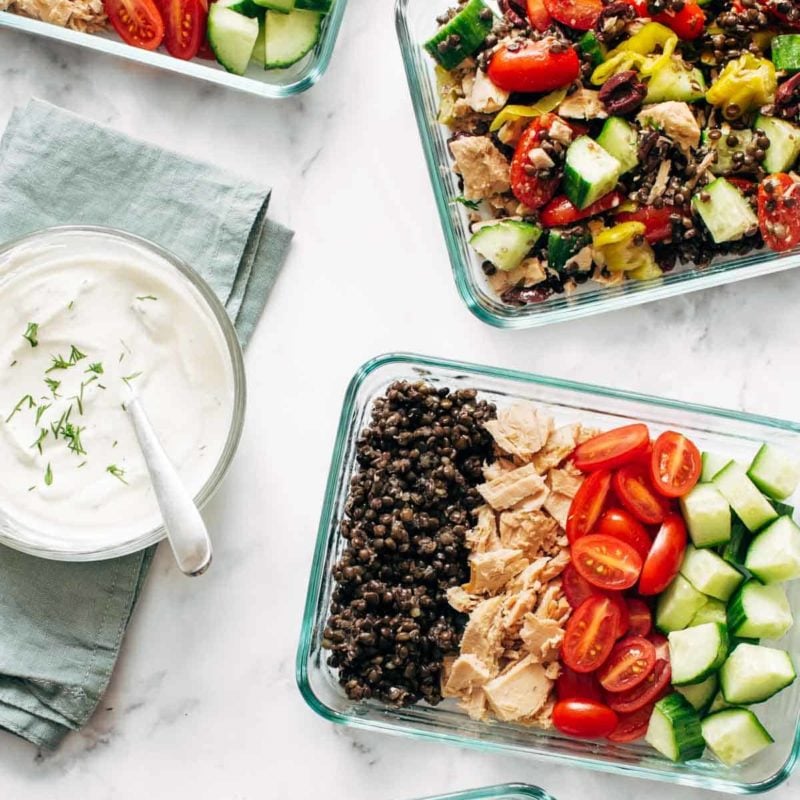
[
  {"xmin": 702, "ymin": 709, "xmax": 773, "ymax": 766},
  {"xmin": 564, "ymin": 136, "xmax": 622, "ymax": 210},
  {"xmin": 676, "ymin": 673, "xmax": 719, "ymax": 713},
  {"xmin": 709, "ymin": 690, "xmax": 731, "ymax": 713},
  {"xmin": 680, "ymin": 545, "xmax": 743, "ymax": 601},
  {"xmin": 702, "ymin": 128, "xmax": 757, "ymax": 176},
  {"xmin": 252, "ymin": 0, "xmax": 294, "ymax": 12},
  {"xmin": 295, "ymin": 0, "xmax": 332, "ymax": 11},
  {"xmin": 727, "ymin": 580, "xmax": 793, "ymax": 640},
  {"xmin": 691, "ymin": 178, "xmax": 758, "ymax": 244},
  {"xmin": 646, "ymin": 693, "xmax": 706, "ymax": 762},
  {"xmin": 223, "ymin": 0, "xmax": 266, "ymax": 16},
  {"xmin": 702, "ymin": 452, "xmax": 730, "ymax": 483},
  {"xmin": 720, "ymin": 519, "xmax": 751, "ymax": 570},
  {"xmin": 772, "ymin": 34, "xmax": 800, "ymax": 73},
  {"xmin": 596, "ymin": 117, "xmax": 639, "ymax": 175},
  {"xmin": 252, "ymin": 20, "xmax": 266, "ymax": 64},
  {"xmin": 720, "ymin": 643, "xmax": 796, "ymax": 704},
  {"xmin": 771, "ymin": 499, "xmax": 795, "ymax": 518},
  {"xmin": 656, "ymin": 574, "xmax": 707, "ymax": 632},
  {"xmin": 470, "ymin": 220, "xmax": 542, "ymax": 272},
  {"xmin": 680, "ymin": 484, "xmax": 732, "ymax": 548},
  {"xmin": 547, "ymin": 229, "xmax": 591, "ymax": 273},
  {"xmin": 424, "ymin": 0, "xmax": 493, "ymax": 70},
  {"xmin": 713, "ymin": 461, "xmax": 778, "ymax": 533},
  {"xmin": 264, "ymin": 8, "xmax": 322, "ymax": 68},
  {"xmin": 747, "ymin": 443, "xmax": 800, "ymax": 501},
  {"xmin": 755, "ymin": 115, "xmax": 800, "ymax": 174},
  {"xmin": 691, "ymin": 597, "xmax": 728, "ymax": 627},
  {"xmin": 669, "ymin": 622, "xmax": 729, "ymax": 685},
  {"xmin": 645, "ymin": 59, "xmax": 706, "ymax": 104},
  {"xmin": 577, "ymin": 31, "xmax": 605, "ymax": 68},
  {"xmin": 745, "ymin": 516, "xmax": 800, "ymax": 583},
  {"xmin": 208, "ymin": 5, "xmax": 260, "ymax": 75}
]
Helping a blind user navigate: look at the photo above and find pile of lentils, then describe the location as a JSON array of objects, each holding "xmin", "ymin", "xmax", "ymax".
[{"xmin": 322, "ymin": 381, "xmax": 497, "ymax": 707}]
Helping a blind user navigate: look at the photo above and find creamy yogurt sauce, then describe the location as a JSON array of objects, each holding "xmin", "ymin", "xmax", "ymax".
[{"xmin": 0, "ymin": 232, "xmax": 236, "ymax": 550}]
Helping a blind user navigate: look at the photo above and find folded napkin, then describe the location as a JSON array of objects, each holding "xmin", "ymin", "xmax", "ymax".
[{"xmin": 0, "ymin": 99, "xmax": 293, "ymax": 749}]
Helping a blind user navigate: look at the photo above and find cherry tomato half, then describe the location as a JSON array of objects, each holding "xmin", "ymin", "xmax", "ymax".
[
  {"xmin": 557, "ymin": 667, "xmax": 603, "ymax": 702},
  {"xmin": 157, "ymin": 0, "xmax": 206, "ymax": 60},
  {"xmin": 650, "ymin": 431, "xmax": 702, "ymax": 498},
  {"xmin": 526, "ymin": 0, "xmax": 552, "ymax": 31},
  {"xmin": 488, "ymin": 39, "xmax": 580, "ymax": 94},
  {"xmin": 627, "ymin": 598, "xmax": 653, "ymax": 637},
  {"xmin": 573, "ymin": 424, "xmax": 650, "ymax": 472},
  {"xmin": 615, "ymin": 205, "xmax": 682, "ymax": 244},
  {"xmin": 562, "ymin": 595, "xmax": 621, "ymax": 673},
  {"xmin": 572, "ymin": 534, "xmax": 643, "ymax": 591},
  {"xmin": 563, "ymin": 563, "xmax": 603, "ymax": 608},
  {"xmin": 606, "ymin": 659, "xmax": 672, "ymax": 713},
  {"xmin": 543, "ymin": 0, "xmax": 603, "ymax": 30},
  {"xmin": 595, "ymin": 507, "xmax": 653, "ymax": 561},
  {"xmin": 540, "ymin": 191, "xmax": 624, "ymax": 228},
  {"xmin": 608, "ymin": 592, "xmax": 631, "ymax": 640},
  {"xmin": 639, "ymin": 513, "xmax": 687, "ymax": 595},
  {"xmin": 654, "ymin": 2, "xmax": 706, "ymax": 40},
  {"xmin": 509, "ymin": 114, "xmax": 564, "ymax": 209},
  {"xmin": 648, "ymin": 632, "xmax": 670, "ymax": 661},
  {"xmin": 104, "ymin": 0, "xmax": 165, "ymax": 50},
  {"xmin": 758, "ymin": 173, "xmax": 800, "ymax": 253},
  {"xmin": 607, "ymin": 704, "xmax": 655, "ymax": 743},
  {"xmin": 613, "ymin": 463, "xmax": 668, "ymax": 525},
  {"xmin": 598, "ymin": 635, "xmax": 656, "ymax": 693},
  {"xmin": 566, "ymin": 470, "xmax": 613, "ymax": 546},
  {"xmin": 554, "ymin": 699, "xmax": 618, "ymax": 738}
]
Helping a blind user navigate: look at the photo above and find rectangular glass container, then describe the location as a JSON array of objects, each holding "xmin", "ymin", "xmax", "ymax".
[
  {"xmin": 0, "ymin": 2, "xmax": 348, "ymax": 98},
  {"xmin": 297, "ymin": 352, "xmax": 800, "ymax": 794},
  {"xmin": 415, "ymin": 785, "xmax": 555, "ymax": 800},
  {"xmin": 394, "ymin": 0, "xmax": 800, "ymax": 328}
]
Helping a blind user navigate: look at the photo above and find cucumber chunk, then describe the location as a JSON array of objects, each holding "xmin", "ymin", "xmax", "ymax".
[
  {"xmin": 596, "ymin": 117, "xmax": 639, "ymax": 175},
  {"xmin": 676, "ymin": 673, "xmax": 718, "ymax": 713},
  {"xmin": 646, "ymin": 693, "xmax": 706, "ymax": 762},
  {"xmin": 691, "ymin": 178, "xmax": 758, "ymax": 244},
  {"xmin": 424, "ymin": 0, "xmax": 493, "ymax": 70},
  {"xmin": 720, "ymin": 518, "xmax": 751, "ymax": 570},
  {"xmin": 645, "ymin": 59, "xmax": 706, "ymax": 104},
  {"xmin": 564, "ymin": 136, "xmax": 622, "ymax": 210},
  {"xmin": 208, "ymin": 5, "xmax": 260, "ymax": 76},
  {"xmin": 713, "ymin": 461, "xmax": 778, "ymax": 533},
  {"xmin": 264, "ymin": 8, "xmax": 322, "ymax": 69},
  {"xmin": 771, "ymin": 34, "xmax": 800, "ymax": 73},
  {"xmin": 702, "ymin": 128, "xmax": 757, "ymax": 176},
  {"xmin": 656, "ymin": 574, "xmax": 707, "ymax": 632},
  {"xmin": 702, "ymin": 709, "xmax": 773, "ymax": 766},
  {"xmin": 701, "ymin": 452, "xmax": 730, "ymax": 483},
  {"xmin": 690, "ymin": 597, "xmax": 728, "ymax": 627},
  {"xmin": 771, "ymin": 499, "xmax": 795, "ymax": 518},
  {"xmin": 680, "ymin": 483, "xmax": 731, "ymax": 548},
  {"xmin": 720, "ymin": 643, "xmax": 796, "ymax": 704},
  {"xmin": 747, "ymin": 443, "xmax": 800, "ymax": 501},
  {"xmin": 470, "ymin": 220, "xmax": 542, "ymax": 272},
  {"xmin": 669, "ymin": 622, "xmax": 729, "ymax": 686},
  {"xmin": 223, "ymin": 0, "xmax": 266, "ymax": 16},
  {"xmin": 253, "ymin": 0, "xmax": 294, "ymax": 12},
  {"xmin": 755, "ymin": 115, "xmax": 800, "ymax": 174},
  {"xmin": 547, "ymin": 229, "xmax": 591, "ymax": 273},
  {"xmin": 745, "ymin": 516, "xmax": 800, "ymax": 583},
  {"xmin": 680, "ymin": 545, "xmax": 743, "ymax": 601},
  {"xmin": 577, "ymin": 31, "xmax": 605, "ymax": 68},
  {"xmin": 252, "ymin": 20, "xmax": 266, "ymax": 64},
  {"xmin": 727, "ymin": 580, "xmax": 793, "ymax": 641},
  {"xmin": 295, "ymin": 0, "xmax": 332, "ymax": 11},
  {"xmin": 709, "ymin": 690, "xmax": 731, "ymax": 713}
]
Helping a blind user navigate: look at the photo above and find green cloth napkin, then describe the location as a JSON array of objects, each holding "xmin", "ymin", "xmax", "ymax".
[{"xmin": 0, "ymin": 99, "xmax": 293, "ymax": 749}]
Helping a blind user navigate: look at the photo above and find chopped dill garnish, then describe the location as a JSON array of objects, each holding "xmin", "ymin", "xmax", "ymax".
[
  {"xmin": 63, "ymin": 423, "xmax": 86, "ymax": 456},
  {"xmin": 136, "ymin": 295, "xmax": 158, "ymax": 302},
  {"xmin": 106, "ymin": 464, "xmax": 127, "ymax": 484},
  {"xmin": 30, "ymin": 428, "xmax": 48, "ymax": 455},
  {"xmin": 77, "ymin": 461, "xmax": 87, "ymax": 469},
  {"xmin": 97, "ymin": 383, "xmax": 107, "ymax": 390},
  {"xmin": 23, "ymin": 322, "xmax": 39, "ymax": 348},
  {"xmin": 453, "ymin": 196, "xmax": 481, "ymax": 211},
  {"xmin": 35, "ymin": 403, "xmax": 51, "ymax": 425},
  {"xmin": 69, "ymin": 345, "xmax": 86, "ymax": 364},
  {"xmin": 85, "ymin": 362, "xmax": 104, "ymax": 375},
  {"xmin": 50, "ymin": 409, "xmax": 69, "ymax": 440},
  {"xmin": 28, "ymin": 485, "xmax": 36, "ymax": 492},
  {"xmin": 112, "ymin": 440, "xmax": 118, "ymax": 448},
  {"xmin": 45, "ymin": 377, "xmax": 61, "ymax": 397},
  {"xmin": 10, "ymin": 360, "xmax": 17, "ymax": 367},
  {"xmin": 6, "ymin": 394, "xmax": 36, "ymax": 423},
  {"xmin": 121, "ymin": 371, "xmax": 143, "ymax": 388},
  {"xmin": 46, "ymin": 353, "xmax": 72, "ymax": 373},
  {"xmin": 44, "ymin": 463, "xmax": 53, "ymax": 486},
  {"xmin": 68, "ymin": 300, "xmax": 74, "ymax": 311}
]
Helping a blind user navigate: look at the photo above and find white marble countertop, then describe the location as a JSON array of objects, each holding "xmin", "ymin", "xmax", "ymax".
[{"xmin": 1, "ymin": 2, "xmax": 799, "ymax": 798}]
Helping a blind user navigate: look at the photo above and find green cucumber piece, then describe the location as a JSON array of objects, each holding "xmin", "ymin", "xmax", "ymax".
[
  {"xmin": 295, "ymin": 0, "xmax": 333, "ymax": 11},
  {"xmin": 745, "ymin": 515, "xmax": 800, "ymax": 583},
  {"xmin": 676, "ymin": 673, "xmax": 719, "ymax": 713},
  {"xmin": 424, "ymin": 0, "xmax": 493, "ymax": 70},
  {"xmin": 596, "ymin": 117, "xmax": 639, "ymax": 175},
  {"xmin": 470, "ymin": 220, "xmax": 542, "ymax": 272},
  {"xmin": 702, "ymin": 128, "xmax": 757, "ymax": 176},
  {"xmin": 252, "ymin": 0, "xmax": 293, "ymax": 11},
  {"xmin": 701, "ymin": 452, "xmax": 730, "ymax": 483},
  {"xmin": 577, "ymin": 31, "xmax": 605, "ymax": 68},
  {"xmin": 252, "ymin": 20, "xmax": 266, "ymax": 64},
  {"xmin": 709, "ymin": 690, "xmax": 730, "ymax": 713},
  {"xmin": 702, "ymin": 709, "xmax": 773, "ymax": 766},
  {"xmin": 656, "ymin": 574, "xmax": 707, "ymax": 633},
  {"xmin": 680, "ymin": 483, "xmax": 732, "ymax": 548},
  {"xmin": 690, "ymin": 597, "xmax": 728, "ymax": 627},
  {"xmin": 713, "ymin": 461, "xmax": 778, "ymax": 533},
  {"xmin": 547, "ymin": 229, "xmax": 591, "ymax": 273},
  {"xmin": 720, "ymin": 643, "xmax": 796, "ymax": 704},
  {"xmin": 747, "ymin": 442, "xmax": 800, "ymax": 501},
  {"xmin": 208, "ymin": 5, "xmax": 260, "ymax": 76},
  {"xmin": 564, "ymin": 136, "xmax": 622, "ymax": 210},
  {"xmin": 727, "ymin": 580, "xmax": 793, "ymax": 641},
  {"xmin": 264, "ymin": 8, "xmax": 321, "ymax": 69},
  {"xmin": 222, "ymin": 0, "xmax": 266, "ymax": 16},
  {"xmin": 645, "ymin": 59, "xmax": 706, "ymax": 104},
  {"xmin": 646, "ymin": 693, "xmax": 706, "ymax": 762},
  {"xmin": 772, "ymin": 34, "xmax": 800, "ymax": 73},
  {"xmin": 669, "ymin": 622, "xmax": 729, "ymax": 686},
  {"xmin": 692, "ymin": 178, "xmax": 758, "ymax": 244},
  {"xmin": 680, "ymin": 545, "xmax": 743, "ymax": 601},
  {"xmin": 720, "ymin": 519, "xmax": 751, "ymax": 570},
  {"xmin": 771, "ymin": 499, "xmax": 795, "ymax": 518},
  {"xmin": 755, "ymin": 115, "xmax": 800, "ymax": 174}
]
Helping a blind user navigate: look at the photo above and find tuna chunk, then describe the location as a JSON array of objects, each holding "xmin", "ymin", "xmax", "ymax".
[
  {"xmin": 449, "ymin": 136, "xmax": 511, "ymax": 200},
  {"xmin": 533, "ymin": 424, "xmax": 579, "ymax": 473},
  {"xmin": 478, "ymin": 463, "xmax": 549, "ymax": 511},
  {"xmin": 464, "ymin": 548, "xmax": 529, "ymax": 595},
  {"xmin": 485, "ymin": 404, "xmax": 554, "ymax": 460},
  {"xmin": 447, "ymin": 585, "xmax": 478, "ymax": 614},
  {"xmin": 445, "ymin": 654, "xmax": 492, "ymax": 694},
  {"xmin": 520, "ymin": 614, "xmax": 565, "ymax": 662},
  {"xmin": 637, "ymin": 102, "xmax": 701, "ymax": 155},
  {"xmin": 482, "ymin": 457, "xmax": 518, "ymax": 482},
  {"xmin": 483, "ymin": 656, "xmax": 552, "ymax": 722},
  {"xmin": 460, "ymin": 596, "xmax": 505, "ymax": 672},
  {"xmin": 543, "ymin": 491, "xmax": 572, "ymax": 529},
  {"xmin": 549, "ymin": 467, "xmax": 584, "ymax": 499},
  {"xmin": 558, "ymin": 87, "xmax": 607, "ymax": 120},
  {"xmin": 466, "ymin": 505, "xmax": 502, "ymax": 553},
  {"xmin": 468, "ymin": 69, "xmax": 510, "ymax": 114},
  {"xmin": 499, "ymin": 509, "xmax": 560, "ymax": 558}
]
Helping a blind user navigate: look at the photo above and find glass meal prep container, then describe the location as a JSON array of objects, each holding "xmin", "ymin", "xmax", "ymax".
[
  {"xmin": 394, "ymin": 0, "xmax": 800, "ymax": 329},
  {"xmin": 297, "ymin": 352, "xmax": 800, "ymax": 795},
  {"xmin": 0, "ymin": 0, "xmax": 348, "ymax": 98},
  {"xmin": 411, "ymin": 785, "xmax": 555, "ymax": 800}
]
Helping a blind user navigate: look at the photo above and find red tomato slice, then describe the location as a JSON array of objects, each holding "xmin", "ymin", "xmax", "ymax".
[
  {"xmin": 509, "ymin": 114, "xmax": 564, "ymax": 209},
  {"xmin": 488, "ymin": 39, "xmax": 580, "ymax": 94},
  {"xmin": 607, "ymin": 592, "xmax": 630, "ymax": 640},
  {"xmin": 595, "ymin": 508, "xmax": 653, "ymax": 561},
  {"xmin": 758, "ymin": 173, "xmax": 800, "ymax": 253},
  {"xmin": 540, "ymin": 191, "xmax": 624, "ymax": 228},
  {"xmin": 563, "ymin": 563, "xmax": 603, "ymax": 608},
  {"xmin": 598, "ymin": 635, "xmax": 657, "ymax": 692},
  {"xmin": 654, "ymin": 2, "xmax": 706, "ymax": 39},
  {"xmin": 607, "ymin": 704, "xmax": 655, "ymax": 742},
  {"xmin": 639, "ymin": 513, "xmax": 688, "ymax": 596},
  {"xmin": 606, "ymin": 658, "xmax": 672, "ymax": 713},
  {"xmin": 615, "ymin": 205, "xmax": 681, "ymax": 244},
  {"xmin": 526, "ymin": 0, "xmax": 552, "ymax": 30},
  {"xmin": 557, "ymin": 667, "xmax": 603, "ymax": 702},
  {"xmin": 613, "ymin": 463, "xmax": 668, "ymax": 525},
  {"xmin": 647, "ymin": 632, "xmax": 670, "ymax": 661},
  {"xmin": 650, "ymin": 431, "xmax": 702, "ymax": 498},
  {"xmin": 572, "ymin": 534, "xmax": 643, "ymax": 591},
  {"xmin": 543, "ymin": 0, "xmax": 603, "ymax": 30},
  {"xmin": 566, "ymin": 470, "xmax": 612, "ymax": 546},
  {"xmin": 562, "ymin": 595, "xmax": 621, "ymax": 673},
  {"xmin": 627, "ymin": 598, "xmax": 653, "ymax": 637},
  {"xmin": 157, "ymin": 0, "xmax": 206, "ymax": 60},
  {"xmin": 553, "ymin": 699, "xmax": 618, "ymax": 738},
  {"xmin": 104, "ymin": 0, "xmax": 165, "ymax": 49},
  {"xmin": 573, "ymin": 424, "xmax": 650, "ymax": 472}
]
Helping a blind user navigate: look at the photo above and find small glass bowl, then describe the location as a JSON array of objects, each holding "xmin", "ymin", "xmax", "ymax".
[
  {"xmin": 0, "ymin": 3, "xmax": 348, "ymax": 99},
  {"xmin": 394, "ymin": 0, "xmax": 800, "ymax": 329},
  {"xmin": 0, "ymin": 226, "xmax": 246, "ymax": 561},
  {"xmin": 413, "ymin": 784, "xmax": 555, "ymax": 800},
  {"xmin": 297, "ymin": 352, "xmax": 800, "ymax": 794}
]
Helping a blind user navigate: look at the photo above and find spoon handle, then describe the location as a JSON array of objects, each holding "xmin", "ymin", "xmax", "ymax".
[{"xmin": 126, "ymin": 396, "xmax": 212, "ymax": 576}]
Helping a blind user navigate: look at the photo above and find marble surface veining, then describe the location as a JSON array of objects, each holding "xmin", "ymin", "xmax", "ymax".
[{"xmin": 1, "ymin": 1, "xmax": 799, "ymax": 798}]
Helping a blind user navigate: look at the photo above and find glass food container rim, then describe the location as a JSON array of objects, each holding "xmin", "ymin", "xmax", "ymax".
[
  {"xmin": 416, "ymin": 783, "xmax": 557, "ymax": 799},
  {"xmin": 0, "ymin": 225, "xmax": 247, "ymax": 561},
  {"xmin": 393, "ymin": 0, "xmax": 800, "ymax": 330},
  {"xmin": 296, "ymin": 351, "xmax": 800, "ymax": 795},
  {"xmin": 0, "ymin": 1, "xmax": 349, "ymax": 99}
]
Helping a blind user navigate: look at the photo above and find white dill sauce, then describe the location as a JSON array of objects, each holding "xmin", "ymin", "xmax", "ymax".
[{"xmin": 0, "ymin": 233, "xmax": 235, "ymax": 550}]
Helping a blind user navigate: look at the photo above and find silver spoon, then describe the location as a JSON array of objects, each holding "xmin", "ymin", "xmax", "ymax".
[{"xmin": 124, "ymin": 394, "xmax": 212, "ymax": 576}]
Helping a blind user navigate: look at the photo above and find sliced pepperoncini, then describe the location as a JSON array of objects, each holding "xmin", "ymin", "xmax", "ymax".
[
  {"xmin": 593, "ymin": 221, "xmax": 658, "ymax": 273},
  {"xmin": 706, "ymin": 54, "xmax": 777, "ymax": 119},
  {"xmin": 592, "ymin": 23, "xmax": 678, "ymax": 85},
  {"xmin": 489, "ymin": 89, "xmax": 568, "ymax": 132}
]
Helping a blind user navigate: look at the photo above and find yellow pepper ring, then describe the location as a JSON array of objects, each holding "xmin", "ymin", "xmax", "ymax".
[
  {"xmin": 594, "ymin": 221, "xmax": 646, "ymax": 248},
  {"xmin": 489, "ymin": 89, "xmax": 567, "ymax": 132},
  {"xmin": 608, "ymin": 22, "xmax": 675, "ymax": 58}
]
